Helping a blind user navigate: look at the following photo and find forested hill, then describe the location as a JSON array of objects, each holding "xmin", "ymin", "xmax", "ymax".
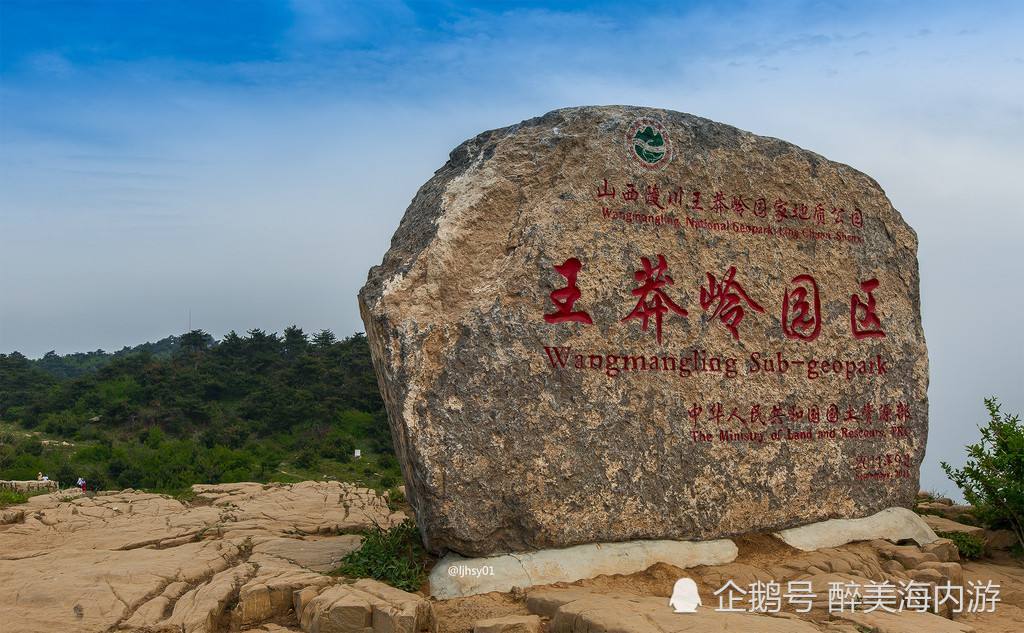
[
  {"xmin": 0, "ymin": 328, "xmax": 401, "ymax": 493},
  {"xmin": 30, "ymin": 334, "xmax": 185, "ymax": 379}
]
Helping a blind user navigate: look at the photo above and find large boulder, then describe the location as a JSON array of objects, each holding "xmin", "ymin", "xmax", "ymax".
[{"xmin": 360, "ymin": 105, "xmax": 928, "ymax": 556}]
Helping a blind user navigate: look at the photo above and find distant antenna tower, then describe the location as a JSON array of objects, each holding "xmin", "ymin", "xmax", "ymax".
[{"xmin": 188, "ymin": 308, "xmax": 192, "ymax": 332}]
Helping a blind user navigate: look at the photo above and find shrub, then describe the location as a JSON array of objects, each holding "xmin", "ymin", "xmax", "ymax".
[
  {"xmin": 294, "ymin": 445, "xmax": 320, "ymax": 470},
  {"xmin": 17, "ymin": 437, "xmax": 43, "ymax": 457},
  {"xmin": 54, "ymin": 462, "xmax": 75, "ymax": 488},
  {"xmin": 386, "ymin": 486, "xmax": 406, "ymax": 510},
  {"xmin": 0, "ymin": 490, "xmax": 28, "ymax": 508},
  {"xmin": 321, "ymin": 431, "xmax": 355, "ymax": 462},
  {"xmin": 333, "ymin": 519, "xmax": 428, "ymax": 591},
  {"xmin": 942, "ymin": 398, "xmax": 1024, "ymax": 547},
  {"xmin": 937, "ymin": 530, "xmax": 985, "ymax": 560},
  {"xmin": 81, "ymin": 467, "xmax": 108, "ymax": 492}
]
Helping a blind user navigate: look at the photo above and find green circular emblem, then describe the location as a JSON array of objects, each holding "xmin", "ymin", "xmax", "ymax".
[
  {"xmin": 634, "ymin": 126, "xmax": 666, "ymax": 163},
  {"xmin": 625, "ymin": 117, "xmax": 672, "ymax": 170}
]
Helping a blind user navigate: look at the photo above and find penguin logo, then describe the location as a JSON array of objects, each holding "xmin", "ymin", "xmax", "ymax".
[{"xmin": 669, "ymin": 577, "xmax": 701, "ymax": 613}]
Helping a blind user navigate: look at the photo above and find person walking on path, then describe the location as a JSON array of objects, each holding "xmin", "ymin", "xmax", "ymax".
[{"xmin": 76, "ymin": 477, "xmax": 86, "ymax": 492}]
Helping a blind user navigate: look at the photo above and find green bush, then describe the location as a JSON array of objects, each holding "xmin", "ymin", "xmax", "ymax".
[
  {"xmin": 0, "ymin": 490, "xmax": 28, "ymax": 508},
  {"xmin": 294, "ymin": 445, "xmax": 320, "ymax": 470},
  {"xmin": 937, "ymin": 530, "xmax": 985, "ymax": 560},
  {"xmin": 18, "ymin": 437, "xmax": 43, "ymax": 457},
  {"xmin": 942, "ymin": 398, "xmax": 1024, "ymax": 547},
  {"xmin": 82, "ymin": 467, "xmax": 108, "ymax": 492},
  {"xmin": 54, "ymin": 462, "xmax": 75, "ymax": 488},
  {"xmin": 386, "ymin": 486, "xmax": 406, "ymax": 510},
  {"xmin": 321, "ymin": 431, "xmax": 355, "ymax": 462},
  {"xmin": 333, "ymin": 519, "xmax": 429, "ymax": 591}
]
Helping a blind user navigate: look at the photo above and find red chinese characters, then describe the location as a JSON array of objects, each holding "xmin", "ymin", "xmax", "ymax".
[
  {"xmin": 645, "ymin": 184, "xmax": 664, "ymax": 209},
  {"xmin": 731, "ymin": 195, "xmax": 749, "ymax": 216},
  {"xmin": 691, "ymin": 190, "xmax": 704, "ymax": 212},
  {"xmin": 773, "ymin": 198, "xmax": 788, "ymax": 221},
  {"xmin": 699, "ymin": 266, "xmax": 765, "ymax": 340},
  {"xmin": 622, "ymin": 254, "xmax": 688, "ymax": 344},
  {"xmin": 782, "ymin": 274, "xmax": 821, "ymax": 342},
  {"xmin": 591, "ymin": 179, "xmax": 867, "ymax": 230},
  {"xmin": 687, "ymin": 399, "xmax": 911, "ymax": 432},
  {"xmin": 542, "ymin": 254, "xmax": 887, "ymax": 344},
  {"xmin": 543, "ymin": 258, "xmax": 593, "ymax": 325},
  {"xmin": 850, "ymin": 278, "xmax": 885, "ymax": 339},
  {"xmin": 711, "ymin": 191, "xmax": 728, "ymax": 214},
  {"xmin": 753, "ymin": 197, "xmax": 768, "ymax": 218}
]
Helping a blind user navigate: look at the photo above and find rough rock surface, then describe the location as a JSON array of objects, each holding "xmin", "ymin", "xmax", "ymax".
[
  {"xmin": 473, "ymin": 614, "xmax": 542, "ymax": 633},
  {"xmin": 922, "ymin": 514, "xmax": 987, "ymax": 538},
  {"xmin": 984, "ymin": 529, "xmax": 1019, "ymax": 552},
  {"xmin": 296, "ymin": 578, "xmax": 434, "ymax": 633},
  {"xmin": 359, "ymin": 105, "xmax": 928, "ymax": 556},
  {"xmin": 0, "ymin": 482, "xmax": 404, "ymax": 633},
  {"xmin": 532, "ymin": 589, "xmax": 824, "ymax": 633}
]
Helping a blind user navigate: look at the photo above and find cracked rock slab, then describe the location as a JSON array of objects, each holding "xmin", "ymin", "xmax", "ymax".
[
  {"xmin": 254, "ymin": 535, "xmax": 364, "ymax": 572},
  {"xmin": 921, "ymin": 514, "xmax": 987, "ymax": 539},
  {"xmin": 429, "ymin": 538, "xmax": 738, "ymax": 599},
  {"xmin": 0, "ymin": 482, "xmax": 400, "ymax": 633},
  {"xmin": 473, "ymin": 614, "xmax": 542, "ymax": 633},
  {"xmin": 297, "ymin": 579, "xmax": 434, "ymax": 633}
]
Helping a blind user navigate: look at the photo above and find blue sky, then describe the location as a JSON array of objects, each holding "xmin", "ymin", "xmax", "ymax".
[{"xmin": 1, "ymin": 1, "xmax": 1023, "ymax": 493}]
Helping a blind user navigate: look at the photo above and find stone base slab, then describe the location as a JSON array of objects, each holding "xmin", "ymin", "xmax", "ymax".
[
  {"xmin": 774, "ymin": 507, "xmax": 938, "ymax": 551},
  {"xmin": 429, "ymin": 538, "xmax": 738, "ymax": 599}
]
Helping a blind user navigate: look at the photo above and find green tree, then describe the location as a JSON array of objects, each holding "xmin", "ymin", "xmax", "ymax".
[
  {"xmin": 295, "ymin": 444, "xmax": 320, "ymax": 470},
  {"xmin": 942, "ymin": 398, "xmax": 1024, "ymax": 547},
  {"xmin": 179, "ymin": 330, "xmax": 213, "ymax": 355},
  {"xmin": 54, "ymin": 462, "xmax": 76, "ymax": 488},
  {"xmin": 312, "ymin": 329, "xmax": 337, "ymax": 348},
  {"xmin": 283, "ymin": 325, "xmax": 308, "ymax": 358},
  {"xmin": 321, "ymin": 430, "xmax": 355, "ymax": 462}
]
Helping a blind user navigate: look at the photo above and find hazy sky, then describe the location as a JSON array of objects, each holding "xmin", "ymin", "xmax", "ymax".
[{"xmin": 1, "ymin": 1, "xmax": 1022, "ymax": 493}]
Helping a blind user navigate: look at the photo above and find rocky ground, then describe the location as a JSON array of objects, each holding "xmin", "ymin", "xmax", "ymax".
[{"xmin": 1, "ymin": 483, "xmax": 1021, "ymax": 633}]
